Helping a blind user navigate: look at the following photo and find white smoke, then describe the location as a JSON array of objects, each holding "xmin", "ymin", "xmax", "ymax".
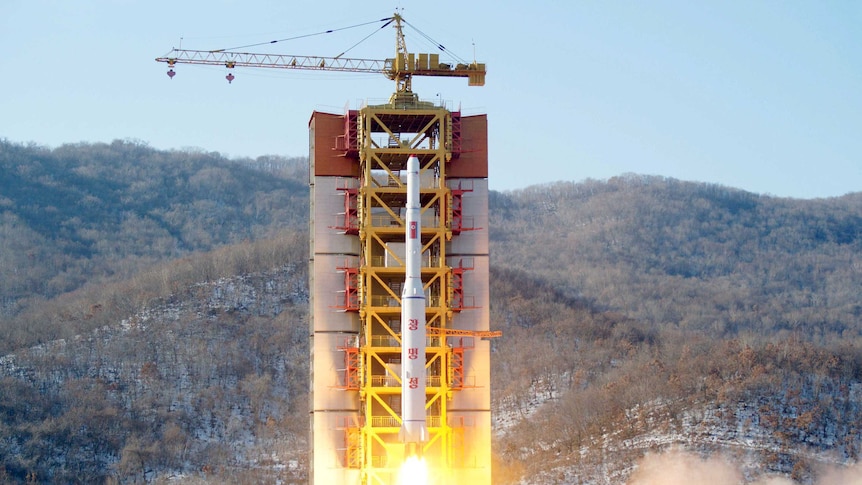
[
  {"xmin": 627, "ymin": 450, "xmax": 740, "ymax": 485},
  {"xmin": 816, "ymin": 462, "xmax": 862, "ymax": 485},
  {"xmin": 626, "ymin": 449, "xmax": 862, "ymax": 485}
]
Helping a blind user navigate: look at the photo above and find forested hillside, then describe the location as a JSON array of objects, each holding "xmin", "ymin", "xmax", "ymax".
[
  {"xmin": 0, "ymin": 242, "xmax": 310, "ymax": 483},
  {"xmin": 489, "ymin": 176, "xmax": 862, "ymax": 483},
  {"xmin": 491, "ymin": 176, "xmax": 862, "ymax": 342},
  {"xmin": 1, "ymin": 141, "xmax": 861, "ymax": 483},
  {"xmin": 0, "ymin": 139, "xmax": 308, "ymax": 353}
]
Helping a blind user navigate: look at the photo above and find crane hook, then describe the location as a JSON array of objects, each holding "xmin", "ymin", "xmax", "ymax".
[
  {"xmin": 167, "ymin": 69, "xmax": 176, "ymax": 79},
  {"xmin": 226, "ymin": 72, "xmax": 235, "ymax": 84}
]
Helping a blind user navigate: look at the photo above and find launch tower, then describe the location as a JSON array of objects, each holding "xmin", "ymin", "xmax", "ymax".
[{"xmin": 309, "ymin": 92, "xmax": 492, "ymax": 484}]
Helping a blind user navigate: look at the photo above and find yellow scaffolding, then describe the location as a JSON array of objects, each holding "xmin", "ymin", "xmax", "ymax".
[
  {"xmin": 351, "ymin": 98, "xmax": 456, "ymax": 484},
  {"xmin": 327, "ymin": 94, "xmax": 494, "ymax": 484}
]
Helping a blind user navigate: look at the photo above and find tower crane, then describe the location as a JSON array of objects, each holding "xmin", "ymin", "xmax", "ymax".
[{"xmin": 155, "ymin": 13, "xmax": 485, "ymax": 97}]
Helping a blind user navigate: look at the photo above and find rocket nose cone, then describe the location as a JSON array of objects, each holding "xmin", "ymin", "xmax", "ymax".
[{"xmin": 407, "ymin": 155, "xmax": 419, "ymax": 172}]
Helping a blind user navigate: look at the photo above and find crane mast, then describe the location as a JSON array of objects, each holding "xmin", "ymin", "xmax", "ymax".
[
  {"xmin": 392, "ymin": 12, "xmax": 412, "ymax": 93},
  {"xmin": 155, "ymin": 13, "xmax": 485, "ymax": 94}
]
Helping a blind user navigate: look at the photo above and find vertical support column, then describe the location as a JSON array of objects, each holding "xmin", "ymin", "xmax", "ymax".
[
  {"xmin": 445, "ymin": 114, "xmax": 491, "ymax": 483},
  {"xmin": 309, "ymin": 111, "xmax": 362, "ymax": 485}
]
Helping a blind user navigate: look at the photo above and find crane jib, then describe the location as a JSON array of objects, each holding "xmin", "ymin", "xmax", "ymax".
[
  {"xmin": 155, "ymin": 13, "xmax": 486, "ymax": 89},
  {"xmin": 156, "ymin": 49, "xmax": 484, "ymax": 83}
]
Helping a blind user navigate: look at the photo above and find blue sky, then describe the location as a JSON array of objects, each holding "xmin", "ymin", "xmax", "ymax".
[{"xmin": 1, "ymin": 1, "xmax": 860, "ymax": 198}]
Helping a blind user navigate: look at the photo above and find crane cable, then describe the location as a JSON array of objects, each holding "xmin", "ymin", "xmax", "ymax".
[
  {"xmin": 334, "ymin": 18, "xmax": 394, "ymax": 59},
  {"xmin": 401, "ymin": 19, "xmax": 470, "ymax": 65},
  {"xmin": 211, "ymin": 17, "xmax": 394, "ymax": 53}
]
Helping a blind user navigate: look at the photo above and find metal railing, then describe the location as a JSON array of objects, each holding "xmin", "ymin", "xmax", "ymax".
[{"xmin": 367, "ymin": 375, "xmax": 444, "ymax": 388}]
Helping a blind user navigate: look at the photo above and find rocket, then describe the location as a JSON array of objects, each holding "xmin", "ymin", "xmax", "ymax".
[{"xmin": 399, "ymin": 154, "xmax": 429, "ymax": 455}]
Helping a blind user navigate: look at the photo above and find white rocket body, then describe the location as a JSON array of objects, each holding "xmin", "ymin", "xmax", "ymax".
[{"xmin": 399, "ymin": 155, "xmax": 429, "ymax": 451}]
